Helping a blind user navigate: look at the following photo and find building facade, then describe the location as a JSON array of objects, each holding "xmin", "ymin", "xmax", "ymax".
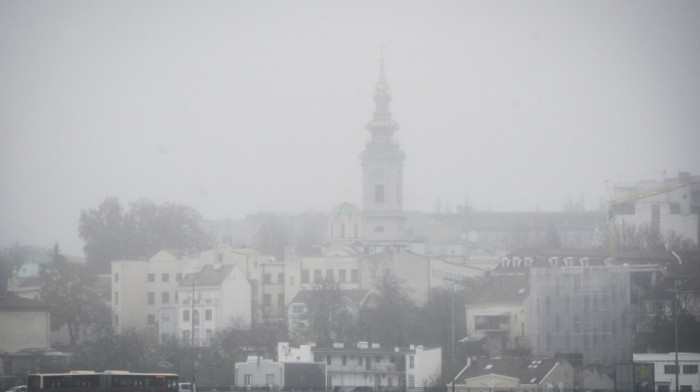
[
  {"xmin": 530, "ymin": 265, "xmax": 632, "ymax": 366},
  {"xmin": 633, "ymin": 352, "xmax": 700, "ymax": 392}
]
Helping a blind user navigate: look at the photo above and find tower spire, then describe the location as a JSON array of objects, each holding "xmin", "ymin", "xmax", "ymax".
[{"xmin": 367, "ymin": 46, "xmax": 398, "ymax": 137}]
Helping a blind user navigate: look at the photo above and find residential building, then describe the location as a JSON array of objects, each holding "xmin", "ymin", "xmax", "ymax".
[
  {"xmin": 0, "ymin": 292, "xmax": 55, "ymax": 382},
  {"xmin": 278, "ymin": 342, "xmax": 441, "ymax": 389},
  {"xmin": 234, "ymin": 356, "xmax": 282, "ymax": 388},
  {"xmin": 609, "ymin": 172, "xmax": 700, "ymax": 246},
  {"xmin": 452, "ymin": 357, "xmax": 574, "ymax": 392},
  {"xmin": 111, "ymin": 251, "xmax": 185, "ymax": 333},
  {"xmin": 464, "ymin": 274, "xmax": 531, "ymax": 356},
  {"xmin": 633, "ymin": 352, "xmax": 700, "ymax": 392},
  {"xmin": 176, "ymin": 263, "xmax": 251, "ymax": 345}
]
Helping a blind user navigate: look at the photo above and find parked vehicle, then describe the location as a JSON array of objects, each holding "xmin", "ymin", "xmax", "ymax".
[
  {"xmin": 5, "ymin": 386, "xmax": 26, "ymax": 392},
  {"xmin": 178, "ymin": 382, "xmax": 196, "ymax": 392}
]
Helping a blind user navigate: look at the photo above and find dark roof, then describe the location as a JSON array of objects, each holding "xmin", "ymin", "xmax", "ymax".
[
  {"xmin": 290, "ymin": 289, "xmax": 372, "ymax": 305},
  {"xmin": 464, "ymin": 274, "xmax": 529, "ymax": 305},
  {"xmin": 456, "ymin": 357, "xmax": 559, "ymax": 385},
  {"xmin": 179, "ymin": 264, "xmax": 236, "ymax": 287},
  {"xmin": 0, "ymin": 292, "xmax": 49, "ymax": 311}
]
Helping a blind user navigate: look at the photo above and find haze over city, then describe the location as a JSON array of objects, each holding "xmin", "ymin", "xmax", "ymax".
[{"xmin": 2, "ymin": 1, "xmax": 699, "ymax": 256}]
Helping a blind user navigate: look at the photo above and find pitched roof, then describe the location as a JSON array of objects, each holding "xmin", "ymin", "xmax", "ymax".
[
  {"xmin": 0, "ymin": 291, "xmax": 49, "ymax": 311},
  {"xmin": 179, "ymin": 264, "xmax": 236, "ymax": 287},
  {"xmin": 290, "ymin": 289, "xmax": 373, "ymax": 307},
  {"xmin": 464, "ymin": 274, "xmax": 529, "ymax": 305},
  {"xmin": 456, "ymin": 357, "xmax": 559, "ymax": 385}
]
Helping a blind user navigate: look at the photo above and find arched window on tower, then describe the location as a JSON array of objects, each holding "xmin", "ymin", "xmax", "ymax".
[{"xmin": 375, "ymin": 184, "xmax": 384, "ymax": 202}]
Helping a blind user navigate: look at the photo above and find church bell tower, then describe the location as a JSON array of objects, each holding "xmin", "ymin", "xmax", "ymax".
[{"xmin": 360, "ymin": 53, "xmax": 406, "ymax": 242}]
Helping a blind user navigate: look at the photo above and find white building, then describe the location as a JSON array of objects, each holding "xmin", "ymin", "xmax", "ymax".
[
  {"xmin": 278, "ymin": 342, "xmax": 442, "ymax": 389},
  {"xmin": 610, "ymin": 172, "xmax": 700, "ymax": 246},
  {"xmin": 176, "ymin": 263, "xmax": 251, "ymax": 345},
  {"xmin": 464, "ymin": 274, "xmax": 531, "ymax": 356},
  {"xmin": 634, "ymin": 352, "xmax": 700, "ymax": 392}
]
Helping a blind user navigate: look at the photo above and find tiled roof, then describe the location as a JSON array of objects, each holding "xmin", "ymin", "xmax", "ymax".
[
  {"xmin": 464, "ymin": 274, "xmax": 529, "ymax": 305},
  {"xmin": 0, "ymin": 291, "xmax": 49, "ymax": 311},
  {"xmin": 179, "ymin": 264, "xmax": 236, "ymax": 287},
  {"xmin": 456, "ymin": 357, "xmax": 558, "ymax": 385}
]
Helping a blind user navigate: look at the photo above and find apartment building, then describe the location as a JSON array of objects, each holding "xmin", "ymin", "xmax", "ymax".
[
  {"xmin": 633, "ymin": 353, "xmax": 700, "ymax": 392},
  {"xmin": 278, "ymin": 342, "xmax": 442, "ymax": 389}
]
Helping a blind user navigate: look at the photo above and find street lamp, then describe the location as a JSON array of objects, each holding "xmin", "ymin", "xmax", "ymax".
[{"xmin": 451, "ymin": 283, "xmax": 455, "ymax": 392}]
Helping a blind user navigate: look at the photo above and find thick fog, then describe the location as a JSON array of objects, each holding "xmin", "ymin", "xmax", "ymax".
[{"xmin": 2, "ymin": 1, "xmax": 699, "ymax": 256}]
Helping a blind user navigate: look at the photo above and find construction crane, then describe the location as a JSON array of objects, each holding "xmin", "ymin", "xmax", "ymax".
[{"xmin": 605, "ymin": 179, "xmax": 690, "ymax": 261}]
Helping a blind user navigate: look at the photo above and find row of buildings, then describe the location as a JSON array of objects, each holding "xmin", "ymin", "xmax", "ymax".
[{"xmin": 3, "ymin": 55, "xmax": 700, "ymax": 391}]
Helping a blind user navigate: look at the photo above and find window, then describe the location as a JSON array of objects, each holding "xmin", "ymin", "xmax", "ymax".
[
  {"xmin": 292, "ymin": 304, "xmax": 305, "ymax": 314},
  {"xmin": 114, "ymin": 292, "xmax": 119, "ymax": 305},
  {"xmin": 409, "ymin": 356, "xmax": 414, "ymax": 369},
  {"xmin": 278, "ymin": 273, "xmax": 284, "ymax": 284},
  {"xmin": 266, "ymin": 374, "xmax": 274, "ymax": 385},
  {"xmin": 326, "ymin": 356, "xmax": 331, "ymax": 365},
  {"xmin": 193, "ymin": 310, "xmax": 199, "ymax": 326},
  {"xmin": 351, "ymin": 269, "xmax": 359, "ymax": 283},
  {"xmin": 670, "ymin": 203, "xmax": 681, "ymax": 214},
  {"xmin": 664, "ymin": 365, "xmax": 679, "ymax": 374},
  {"xmin": 147, "ymin": 314, "xmax": 155, "ymax": 325},
  {"xmin": 205, "ymin": 309, "xmax": 212, "ymax": 321},
  {"xmin": 176, "ymin": 273, "xmax": 182, "ymax": 282},
  {"xmin": 302, "ymin": 270, "xmax": 309, "ymax": 283},
  {"xmin": 683, "ymin": 365, "xmax": 698, "ymax": 374},
  {"xmin": 206, "ymin": 329, "xmax": 213, "ymax": 341},
  {"xmin": 183, "ymin": 310, "xmax": 190, "ymax": 322},
  {"xmin": 326, "ymin": 269, "xmax": 334, "ymax": 281},
  {"xmin": 148, "ymin": 273, "xmax": 155, "ymax": 282},
  {"xmin": 244, "ymin": 375, "xmax": 251, "ymax": 386},
  {"xmin": 278, "ymin": 293, "xmax": 284, "ymax": 306},
  {"xmin": 375, "ymin": 184, "xmax": 384, "ymax": 202},
  {"xmin": 264, "ymin": 294, "xmax": 271, "ymax": 306},
  {"xmin": 162, "ymin": 273, "xmax": 169, "ymax": 282},
  {"xmin": 183, "ymin": 330, "xmax": 190, "ymax": 341},
  {"xmin": 114, "ymin": 273, "xmax": 119, "ymax": 282},
  {"xmin": 680, "ymin": 386, "xmax": 692, "ymax": 392},
  {"xmin": 339, "ymin": 270, "xmax": 347, "ymax": 283},
  {"xmin": 342, "ymin": 355, "xmax": 347, "ymax": 365},
  {"xmin": 147, "ymin": 292, "xmax": 155, "ymax": 305},
  {"xmin": 161, "ymin": 313, "xmax": 170, "ymax": 323},
  {"xmin": 264, "ymin": 273, "xmax": 271, "ymax": 284},
  {"xmin": 162, "ymin": 292, "xmax": 169, "ymax": 304},
  {"xmin": 658, "ymin": 385, "xmax": 670, "ymax": 392},
  {"xmin": 314, "ymin": 269, "xmax": 322, "ymax": 283},
  {"xmin": 409, "ymin": 376, "xmax": 414, "ymax": 388}
]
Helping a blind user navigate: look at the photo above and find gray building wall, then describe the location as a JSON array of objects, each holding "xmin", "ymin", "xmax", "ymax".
[{"xmin": 529, "ymin": 265, "xmax": 632, "ymax": 366}]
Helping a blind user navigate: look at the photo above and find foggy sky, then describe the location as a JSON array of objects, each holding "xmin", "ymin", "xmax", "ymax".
[{"xmin": 2, "ymin": 1, "xmax": 699, "ymax": 256}]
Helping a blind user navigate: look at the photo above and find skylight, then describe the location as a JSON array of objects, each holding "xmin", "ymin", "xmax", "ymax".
[{"xmin": 484, "ymin": 364, "xmax": 493, "ymax": 370}]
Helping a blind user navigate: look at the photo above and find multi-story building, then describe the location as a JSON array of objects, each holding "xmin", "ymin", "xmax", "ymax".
[
  {"xmin": 464, "ymin": 274, "xmax": 531, "ymax": 356},
  {"xmin": 175, "ymin": 263, "xmax": 251, "ymax": 345},
  {"xmin": 633, "ymin": 352, "xmax": 700, "ymax": 392},
  {"xmin": 609, "ymin": 172, "xmax": 700, "ymax": 246},
  {"xmin": 452, "ymin": 357, "xmax": 574, "ymax": 392},
  {"xmin": 529, "ymin": 265, "xmax": 632, "ymax": 366},
  {"xmin": 111, "ymin": 251, "xmax": 186, "ymax": 333},
  {"xmin": 278, "ymin": 342, "xmax": 442, "ymax": 389}
]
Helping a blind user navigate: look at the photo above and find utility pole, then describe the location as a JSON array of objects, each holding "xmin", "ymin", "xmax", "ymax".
[{"xmin": 451, "ymin": 283, "xmax": 456, "ymax": 392}]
